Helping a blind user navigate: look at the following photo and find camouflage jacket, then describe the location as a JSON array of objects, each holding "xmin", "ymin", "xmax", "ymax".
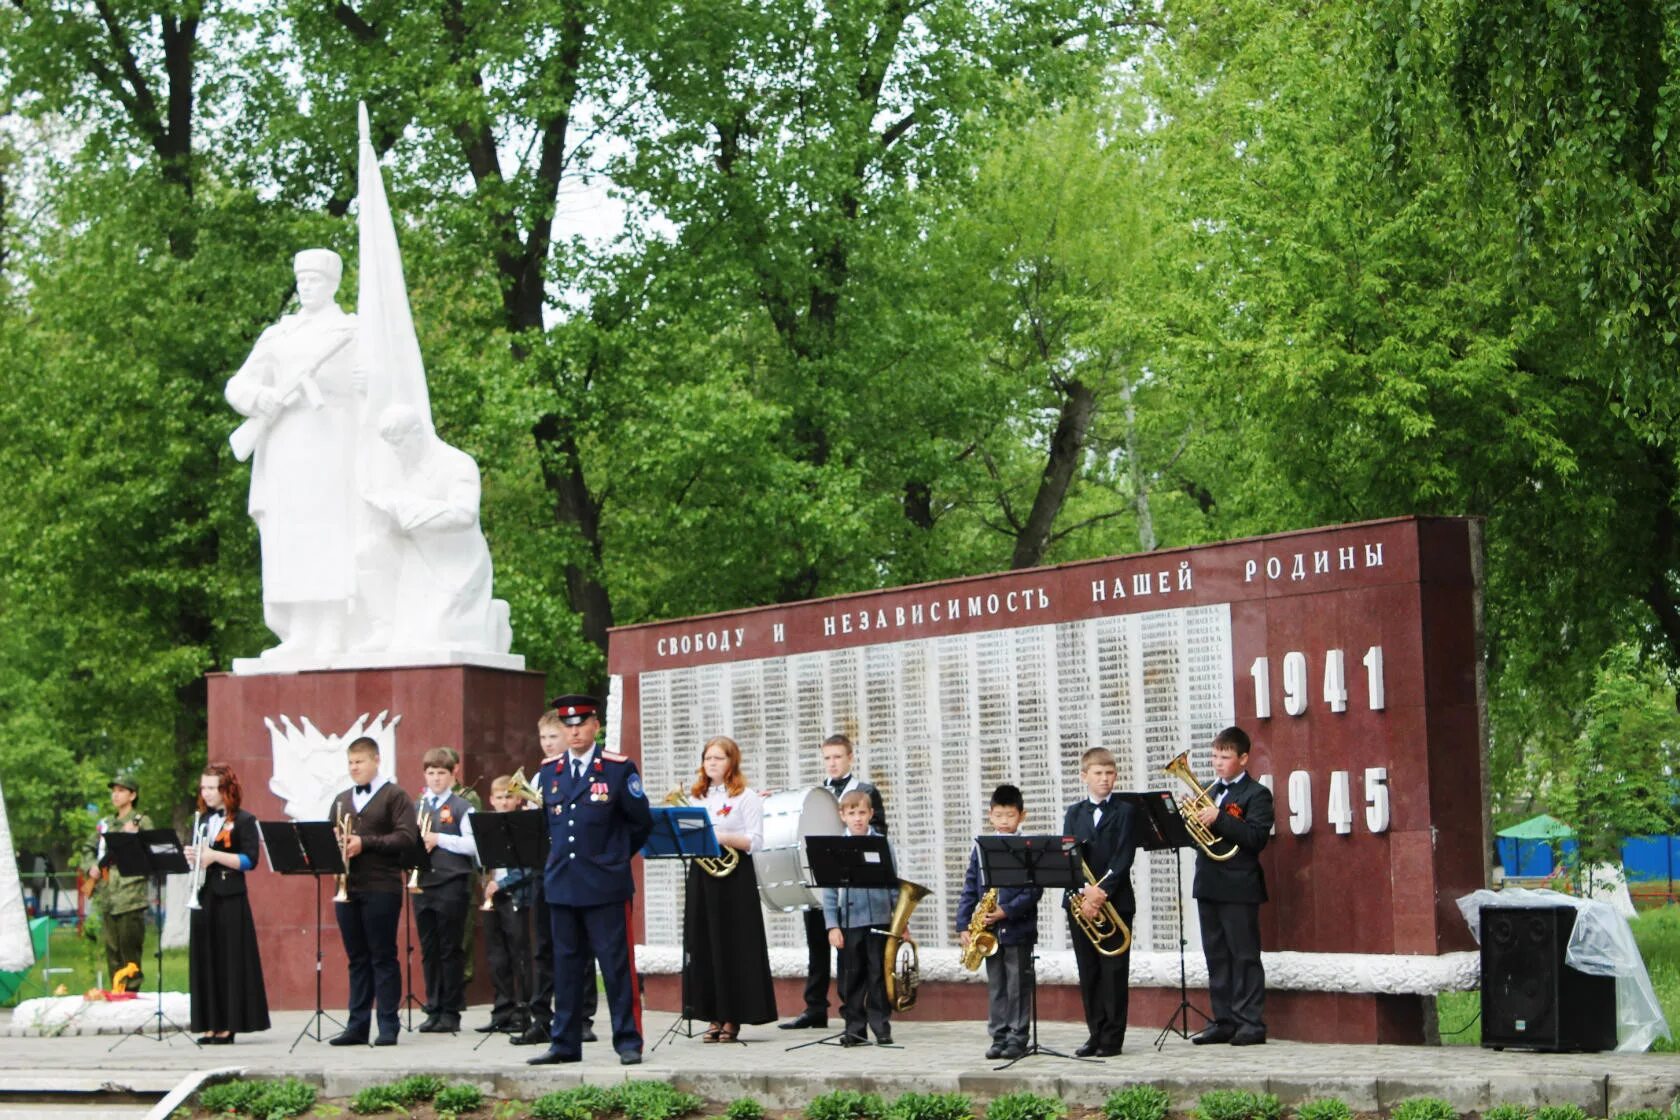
[{"xmin": 84, "ymin": 809, "xmax": 155, "ymax": 915}]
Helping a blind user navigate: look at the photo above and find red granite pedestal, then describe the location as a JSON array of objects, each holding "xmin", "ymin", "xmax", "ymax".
[{"xmin": 207, "ymin": 665, "xmax": 547, "ymax": 1012}]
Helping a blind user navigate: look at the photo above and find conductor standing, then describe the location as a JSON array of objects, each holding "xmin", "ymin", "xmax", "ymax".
[{"xmin": 526, "ymin": 694, "xmax": 653, "ymax": 1067}]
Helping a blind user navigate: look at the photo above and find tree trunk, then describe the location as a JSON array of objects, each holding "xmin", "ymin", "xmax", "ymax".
[{"xmin": 1011, "ymin": 378, "xmax": 1097, "ymax": 569}]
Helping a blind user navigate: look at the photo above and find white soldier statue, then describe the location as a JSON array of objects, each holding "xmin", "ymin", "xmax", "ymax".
[{"xmin": 224, "ymin": 249, "xmax": 361, "ymax": 661}]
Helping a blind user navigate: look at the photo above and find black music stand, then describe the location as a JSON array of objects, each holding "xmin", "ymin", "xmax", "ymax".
[
  {"xmin": 470, "ymin": 810, "xmax": 546, "ymax": 1051},
  {"xmin": 973, "ymin": 834, "xmax": 1087, "ymax": 1069},
  {"xmin": 104, "ymin": 829, "xmax": 195, "ymax": 1050},
  {"xmin": 788, "ymin": 835, "xmax": 899, "ymax": 1051},
  {"xmin": 261, "ymin": 820, "xmax": 349, "ymax": 1051},
  {"xmin": 399, "ymin": 831, "xmax": 434, "ymax": 1029},
  {"xmin": 640, "ymin": 806, "xmax": 724, "ymax": 1051},
  {"xmin": 1118, "ymin": 790, "xmax": 1212, "ymax": 1049}
]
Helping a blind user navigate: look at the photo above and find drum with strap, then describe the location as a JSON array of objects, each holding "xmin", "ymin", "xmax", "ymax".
[{"xmin": 755, "ymin": 786, "xmax": 844, "ymax": 913}]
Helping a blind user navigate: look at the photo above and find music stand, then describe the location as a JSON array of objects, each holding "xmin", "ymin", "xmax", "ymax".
[
  {"xmin": 639, "ymin": 806, "xmax": 724, "ymax": 1051},
  {"xmin": 470, "ymin": 811, "xmax": 546, "ymax": 1051},
  {"xmin": 104, "ymin": 829, "xmax": 194, "ymax": 1050},
  {"xmin": 972, "ymin": 834, "xmax": 1087, "ymax": 1069},
  {"xmin": 398, "ymin": 831, "xmax": 435, "ymax": 1029},
  {"xmin": 788, "ymin": 835, "xmax": 899, "ymax": 1051},
  {"xmin": 261, "ymin": 820, "xmax": 349, "ymax": 1051},
  {"xmin": 1118, "ymin": 790, "xmax": 1212, "ymax": 1049}
]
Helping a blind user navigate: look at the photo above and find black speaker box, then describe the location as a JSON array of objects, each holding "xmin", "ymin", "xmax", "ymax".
[{"xmin": 1480, "ymin": 904, "xmax": 1617, "ymax": 1052}]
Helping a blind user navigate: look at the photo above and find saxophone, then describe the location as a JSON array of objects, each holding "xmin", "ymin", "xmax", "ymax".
[{"xmin": 960, "ymin": 887, "xmax": 1000, "ymax": 970}]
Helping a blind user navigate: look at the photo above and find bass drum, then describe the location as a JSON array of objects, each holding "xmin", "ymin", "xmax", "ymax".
[{"xmin": 756, "ymin": 786, "xmax": 844, "ymax": 913}]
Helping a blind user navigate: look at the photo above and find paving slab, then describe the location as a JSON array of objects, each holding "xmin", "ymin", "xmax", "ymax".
[{"xmin": 0, "ymin": 1008, "xmax": 1676, "ymax": 1115}]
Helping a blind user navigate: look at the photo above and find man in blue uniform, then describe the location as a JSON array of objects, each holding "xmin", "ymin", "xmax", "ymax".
[{"xmin": 527, "ymin": 693, "xmax": 653, "ymax": 1067}]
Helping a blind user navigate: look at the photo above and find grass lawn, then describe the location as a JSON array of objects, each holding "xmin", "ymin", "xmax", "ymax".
[
  {"xmin": 1438, "ymin": 902, "xmax": 1680, "ymax": 1050},
  {"xmin": 2, "ymin": 921, "xmax": 192, "ymax": 1005}
]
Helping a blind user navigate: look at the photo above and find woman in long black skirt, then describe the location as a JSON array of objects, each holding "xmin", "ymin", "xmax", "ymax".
[
  {"xmin": 683, "ymin": 736, "xmax": 777, "ymax": 1042},
  {"xmin": 187, "ymin": 763, "xmax": 270, "ymax": 1043}
]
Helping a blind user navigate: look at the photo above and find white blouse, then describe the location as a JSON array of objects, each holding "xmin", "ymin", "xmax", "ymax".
[{"xmin": 698, "ymin": 784, "xmax": 764, "ymax": 854}]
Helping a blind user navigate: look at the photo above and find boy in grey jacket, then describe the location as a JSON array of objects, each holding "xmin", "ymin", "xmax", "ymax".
[{"xmin": 821, "ymin": 790, "xmax": 898, "ymax": 1046}]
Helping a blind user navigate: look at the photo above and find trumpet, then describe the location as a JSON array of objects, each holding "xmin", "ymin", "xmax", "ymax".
[
  {"xmin": 1069, "ymin": 859, "xmax": 1132, "ymax": 958},
  {"xmin": 960, "ymin": 887, "xmax": 1000, "ymax": 971},
  {"xmin": 186, "ymin": 812, "xmax": 209, "ymax": 910},
  {"xmin": 661, "ymin": 789, "xmax": 739, "ymax": 877},
  {"xmin": 333, "ymin": 806, "xmax": 353, "ymax": 902},
  {"xmin": 408, "ymin": 807, "xmax": 433, "ymax": 893},
  {"xmin": 1164, "ymin": 751, "xmax": 1239, "ymax": 861}
]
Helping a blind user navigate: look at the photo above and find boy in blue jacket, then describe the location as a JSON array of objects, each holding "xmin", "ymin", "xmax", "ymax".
[
  {"xmin": 955, "ymin": 783, "xmax": 1043, "ymax": 1060},
  {"xmin": 822, "ymin": 789, "xmax": 899, "ymax": 1047}
]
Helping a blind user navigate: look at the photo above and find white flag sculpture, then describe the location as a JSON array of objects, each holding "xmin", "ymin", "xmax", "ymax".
[{"xmin": 0, "ymin": 777, "xmax": 36, "ymax": 974}]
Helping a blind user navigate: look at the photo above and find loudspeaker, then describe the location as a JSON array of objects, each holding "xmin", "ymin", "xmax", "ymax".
[{"xmin": 1480, "ymin": 904, "xmax": 1616, "ymax": 1052}]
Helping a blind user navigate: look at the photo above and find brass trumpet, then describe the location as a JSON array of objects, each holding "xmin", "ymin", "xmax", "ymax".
[
  {"xmin": 661, "ymin": 789, "xmax": 739, "ymax": 877},
  {"xmin": 1164, "ymin": 751, "xmax": 1239, "ymax": 861},
  {"xmin": 408, "ymin": 807, "xmax": 433, "ymax": 893},
  {"xmin": 1068, "ymin": 859, "xmax": 1132, "ymax": 958},
  {"xmin": 333, "ymin": 806, "xmax": 353, "ymax": 902}
]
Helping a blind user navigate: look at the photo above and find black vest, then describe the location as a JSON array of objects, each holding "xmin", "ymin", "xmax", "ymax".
[{"xmin": 418, "ymin": 792, "xmax": 474, "ymax": 886}]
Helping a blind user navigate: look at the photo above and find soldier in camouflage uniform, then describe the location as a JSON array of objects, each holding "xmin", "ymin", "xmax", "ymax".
[{"xmin": 83, "ymin": 773, "xmax": 154, "ymax": 992}]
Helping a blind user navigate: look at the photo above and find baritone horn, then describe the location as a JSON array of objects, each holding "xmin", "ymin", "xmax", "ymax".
[
  {"xmin": 507, "ymin": 768, "xmax": 541, "ymax": 805},
  {"xmin": 1164, "ymin": 750, "xmax": 1239, "ymax": 861},
  {"xmin": 1068, "ymin": 859, "xmax": 1132, "ymax": 957},
  {"xmin": 883, "ymin": 879, "xmax": 931, "ymax": 1011},
  {"xmin": 660, "ymin": 790, "xmax": 739, "ymax": 877}
]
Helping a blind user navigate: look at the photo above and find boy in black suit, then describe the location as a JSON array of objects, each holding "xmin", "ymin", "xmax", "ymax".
[
  {"xmin": 1062, "ymin": 747, "xmax": 1136, "ymax": 1057},
  {"xmin": 1190, "ymin": 726, "xmax": 1274, "ymax": 1046}
]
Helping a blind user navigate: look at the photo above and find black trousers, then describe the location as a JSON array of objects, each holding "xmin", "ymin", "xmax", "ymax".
[
  {"xmin": 412, "ymin": 878, "xmax": 469, "ymax": 1020},
  {"xmin": 484, "ymin": 892, "xmax": 532, "ymax": 1025},
  {"xmin": 835, "ymin": 926, "xmax": 890, "ymax": 1041},
  {"xmin": 1198, "ymin": 899, "xmax": 1265, "ymax": 1033},
  {"xmin": 336, "ymin": 890, "xmax": 403, "ymax": 1039},
  {"xmin": 800, "ymin": 907, "xmax": 832, "ymax": 1016},
  {"xmin": 1069, "ymin": 908, "xmax": 1133, "ymax": 1050},
  {"xmin": 529, "ymin": 902, "xmax": 597, "ymax": 1029}
]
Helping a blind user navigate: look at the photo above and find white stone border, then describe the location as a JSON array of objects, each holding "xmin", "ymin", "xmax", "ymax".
[{"xmin": 635, "ymin": 946, "xmax": 1480, "ymax": 995}]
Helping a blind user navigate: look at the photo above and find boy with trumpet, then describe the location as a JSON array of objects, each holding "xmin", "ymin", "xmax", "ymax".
[
  {"xmin": 1062, "ymin": 747, "xmax": 1137, "ymax": 1058},
  {"xmin": 328, "ymin": 736, "xmax": 419, "ymax": 1047},
  {"xmin": 412, "ymin": 746, "xmax": 478, "ymax": 1034}
]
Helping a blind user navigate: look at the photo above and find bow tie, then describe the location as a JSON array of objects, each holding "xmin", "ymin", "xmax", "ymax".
[
  {"xmin": 1093, "ymin": 798, "xmax": 1110, "ymax": 812},
  {"xmin": 828, "ymin": 776, "xmax": 848, "ymax": 790},
  {"xmin": 354, "ymin": 784, "xmax": 371, "ymax": 795}
]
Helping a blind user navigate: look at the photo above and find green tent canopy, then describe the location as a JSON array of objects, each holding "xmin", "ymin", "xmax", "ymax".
[{"xmin": 1497, "ymin": 814, "xmax": 1575, "ymax": 840}]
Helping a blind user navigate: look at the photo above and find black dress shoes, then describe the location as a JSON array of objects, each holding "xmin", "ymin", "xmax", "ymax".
[
  {"xmin": 619, "ymin": 1051, "xmax": 642, "ymax": 1065},
  {"xmin": 1191, "ymin": 1025, "xmax": 1235, "ymax": 1045},
  {"xmin": 1229, "ymin": 1029, "xmax": 1267, "ymax": 1046},
  {"xmin": 1074, "ymin": 1040, "xmax": 1100, "ymax": 1057},
  {"xmin": 526, "ymin": 1047, "xmax": 581, "ymax": 1065},
  {"xmin": 779, "ymin": 1011, "xmax": 827, "ymax": 1029},
  {"xmin": 838, "ymin": 1033, "xmax": 870, "ymax": 1047},
  {"xmin": 582, "ymin": 1026, "xmax": 598, "ymax": 1042},
  {"xmin": 374, "ymin": 1034, "xmax": 398, "ymax": 1047},
  {"xmin": 985, "ymin": 1042, "xmax": 1005, "ymax": 1060},
  {"xmin": 328, "ymin": 1031, "xmax": 367, "ymax": 1047},
  {"xmin": 512, "ymin": 1024, "xmax": 549, "ymax": 1045},
  {"xmin": 998, "ymin": 1042, "xmax": 1026, "ymax": 1060},
  {"xmin": 1096, "ymin": 1045, "xmax": 1124, "ymax": 1057},
  {"xmin": 417, "ymin": 1017, "xmax": 444, "ymax": 1033}
]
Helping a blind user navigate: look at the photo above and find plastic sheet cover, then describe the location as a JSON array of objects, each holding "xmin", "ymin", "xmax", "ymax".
[{"xmin": 1458, "ymin": 887, "xmax": 1670, "ymax": 1052}]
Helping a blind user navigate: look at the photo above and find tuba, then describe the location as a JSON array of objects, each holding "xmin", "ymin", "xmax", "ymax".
[
  {"xmin": 960, "ymin": 887, "xmax": 1000, "ymax": 971},
  {"xmin": 882, "ymin": 879, "xmax": 931, "ymax": 1011},
  {"xmin": 662, "ymin": 790, "xmax": 740, "ymax": 877},
  {"xmin": 1068, "ymin": 859, "xmax": 1133, "ymax": 957},
  {"xmin": 1164, "ymin": 751, "xmax": 1239, "ymax": 861}
]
